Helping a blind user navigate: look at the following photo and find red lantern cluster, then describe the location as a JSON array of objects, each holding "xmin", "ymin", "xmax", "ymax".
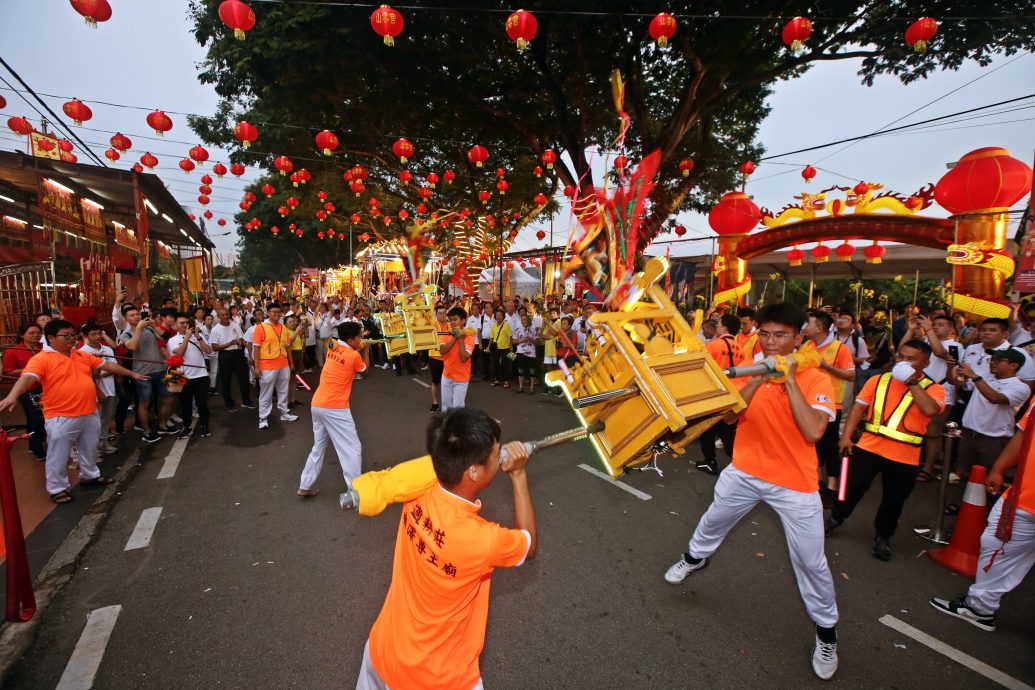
[
  {"xmin": 505, "ymin": 10, "xmax": 538, "ymax": 51},
  {"xmin": 62, "ymin": 98, "xmax": 93, "ymax": 126}
]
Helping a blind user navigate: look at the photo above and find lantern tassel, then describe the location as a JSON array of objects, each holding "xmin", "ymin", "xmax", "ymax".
[
  {"xmin": 234, "ymin": 28, "xmax": 246, "ymax": 41},
  {"xmin": 792, "ymin": 39, "xmax": 803, "ymax": 52},
  {"xmin": 517, "ymin": 38, "xmax": 527, "ymax": 51},
  {"xmin": 323, "ymin": 148, "xmax": 331, "ymax": 156},
  {"xmin": 657, "ymin": 36, "xmax": 668, "ymax": 48},
  {"xmin": 86, "ymin": 17, "xmax": 97, "ymax": 28},
  {"xmin": 242, "ymin": 141, "xmax": 251, "ymax": 149},
  {"xmin": 400, "ymin": 156, "xmax": 408, "ymax": 164},
  {"xmin": 384, "ymin": 35, "xmax": 394, "ymax": 47},
  {"xmin": 913, "ymin": 40, "xmax": 927, "ymax": 53},
  {"xmin": 682, "ymin": 170, "xmax": 690, "ymax": 177}
]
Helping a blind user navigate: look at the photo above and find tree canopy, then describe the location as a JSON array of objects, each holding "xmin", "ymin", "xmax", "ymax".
[{"xmin": 187, "ymin": 0, "xmax": 1035, "ymax": 283}]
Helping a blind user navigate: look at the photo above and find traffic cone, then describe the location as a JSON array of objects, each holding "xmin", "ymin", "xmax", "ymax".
[{"xmin": 928, "ymin": 465, "xmax": 987, "ymax": 578}]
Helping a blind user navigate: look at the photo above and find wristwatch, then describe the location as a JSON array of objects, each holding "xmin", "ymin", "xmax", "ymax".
[
  {"xmin": 972, "ymin": 376, "xmax": 984, "ymax": 383},
  {"xmin": 905, "ymin": 378, "xmax": 920, "ymax": 387}
]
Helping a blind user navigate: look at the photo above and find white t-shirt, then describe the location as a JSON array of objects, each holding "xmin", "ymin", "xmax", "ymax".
[
  {"xmin": 210, "ymin": 322, "xmax": 244, "ymax": 351},
  {"xmin": 925, "ymin": 338, "xmax": 960, "ymax": 406},
  {"xmin": 80, "ymin": 343, "xmax": 116, "ymax": 397},
  {"xmin": 835, "ymin": 329, "xmax": 869, "ymax": 362},
  {"xmin": 167, "ymin": 334, "xmax": 209, "ymax": 380},
  {"xmin": 315, "ymin": 312, "xmax": 336, "ymax": 339},
  {"xmin": 961, "ymin": 376, "xmax": 1031, "ymax": 437},
  {"xmin": 961, "ymin": 341, "xmax": 1035, "ymax": 389}
]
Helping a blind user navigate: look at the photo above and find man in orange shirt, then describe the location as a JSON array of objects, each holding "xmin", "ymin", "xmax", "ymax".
[
  {"xmin": 359, "ymin": 408, "xmax": 535, "ymax": 690},
  {"xmin": 439, "ymin": 306, "xmax": 475, "ymax": 412},
  {"xmin": 297, "ymin": 322, "xmax": 366, "ymax": 497},
  {"xmin": 664, "ymin": 303, "xmax": 841, "ymax": 680},
  {"xmin": 427, "ymin": 305, "xmax": 449, "ymax": 413},
  {"xmin": 252, "ymin": 303, "xmax": 298, "ymax": 429},
  {"xmin": 735, "ymin": 307, "xmax": 762, "ymax": 364},
  {"xmin": 698, "ymin": 314, "xmax": 743, "ymax": 475},
  {"xmin": 930, "ymin": 405, "xmax": 1035, "ymax": 632},
  {"xmin": 805, "ymin": 310, "xmax": 857, "ymax": 497},
  {"xmin": 0, "ymin": 319, "xmax": 145, "ymax": 504},
  {"xmin": 827, "ymin": 339, "xmax": 945, "ymax": 561}
]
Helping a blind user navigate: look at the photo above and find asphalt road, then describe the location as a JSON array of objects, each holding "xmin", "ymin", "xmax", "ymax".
[{"xmin": 5, "ymin": 366, "xmax": 1034, "ymax": 689}]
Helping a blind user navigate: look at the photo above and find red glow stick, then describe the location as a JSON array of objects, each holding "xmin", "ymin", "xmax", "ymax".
[
  {"xmin": 295, "ymin": 374, "xmax": 311, "ymax": 391},
  {"xmin": 837, "ymin": 454, "xmax": 849, "ymax": 502}
]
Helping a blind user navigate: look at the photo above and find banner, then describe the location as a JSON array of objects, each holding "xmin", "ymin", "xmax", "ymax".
[
  {"xmin": 79, "ymin": 199, "xmax": 105, "ymax": 244},
  {"xmin": 0, "ymin": 216, "xmax": 30, "ymax": 242},
  {"xmin": 29, "ymin": 131, "xmax": 60, "ymax": 160},
  {"xmin": 38, "ymin": 178, "xmax": 82, "ymax": 230},
  {"xmin": 113, "ymin": 223, "xmax": 139, "ymax": 252},
  {"xmin": 184, "ymin": 256, "xmax": 204, "ymax": 293},
  {"xmin": 1015, "ymin": 204, "xmax": 1035, "ymax": 293}
]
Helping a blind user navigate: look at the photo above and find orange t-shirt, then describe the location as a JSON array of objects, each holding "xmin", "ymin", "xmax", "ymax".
[
  {"xmin": 1009, "ymin": 408, "xmax": 1035, "ymax": 515},
  {"xmin": 815, "ymin": 339, "xmax": 855, "ymax": 409},
  {"xmin": 23, "ymin": 349, "xmax": 103, "ymax": 419},
  {"xmin": 706, "ymin": 335, "xmax": 742, "ymax": 369},
  {"xmin": 253, "ymin": 322, "xmax": 289, "ymax": 370},
  {"xmin": 311, "ymin": 341, "xmax": 365, "ymax": 409},
  {"xmin": 732, "ymin": 368, "xmax": 836, "ymax": 493},
  {"xmin": 429, "ymin": 320, "xmax": 450, "ymax": 361},
  {"xmin": 369, "ymin": 483, "xmax": 530, "ymax": 690},
  {"xmin": 443, "ymin": 333, "xmax": 476, "ymax": 383},
  {"xmin": 854, "ymin": 374, "xmax": 945, "ymax": 465},
  {"xmin": 736, "ymin": 330, "xmax": 762, "ymax": 364}
]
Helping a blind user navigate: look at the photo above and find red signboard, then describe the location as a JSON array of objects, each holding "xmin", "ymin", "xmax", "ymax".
[{"xmin": 1014, "ymin": 162, "xmax": 1035, "ymax": 293}]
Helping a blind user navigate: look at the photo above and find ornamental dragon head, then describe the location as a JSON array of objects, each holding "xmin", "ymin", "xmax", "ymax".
[{"xmin": 946, "ymin": 243, "xmax": 984, "ymax": 265}]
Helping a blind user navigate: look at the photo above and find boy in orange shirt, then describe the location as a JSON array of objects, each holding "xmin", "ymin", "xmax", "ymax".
[
  {"xmin": 805, "ymin": 310, "xmax": 857, "ymax": 497},
  {"xmin": 428, "ymin": 305, "xmax": 449, "ymax": 413},
  {"xmin": 439, "ymin": 307, "xmax": 475, "ymax": 412},
  {"xmin": 359, "ymin": 409, "xmax": 535, "ymax": 690},
  {"xmin": 664, "ymin": 303, "xmax": 841, "ymax": 681}
]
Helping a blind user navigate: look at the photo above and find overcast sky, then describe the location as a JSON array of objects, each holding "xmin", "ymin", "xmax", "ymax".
[{"xmin": 1, "ymin": 2, "xmax": 1032, "ymax": 262}]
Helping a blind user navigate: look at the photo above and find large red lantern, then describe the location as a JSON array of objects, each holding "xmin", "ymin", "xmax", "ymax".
[
  {"xmin": 648, "ymin": 13, "xmax": 677, "ymax": 48},
  {"xmin": 810, "ymin": 241, "xmax": 830, "ymax": 263},
  {"xmin": 104, "ymin": 148, "xmax": 120, "ymax": 162},
  {"xmin": 782, "ymin": 16, "xmax": 812, "ymax": 51},
  {"xmin": 70, "ymin": 0, "xmax": 111, "ymax": 27},
  {"xmin": 905, "ymin": 17, "xmax": 938, "ymax": 53},
  {"xmin": 62, "ymin": 98, "xmax": 92, "ymax": 126},
  {"xmin": 836, "ymin": 241, "xmax": 856, "ymax": 262},
  {"xmin": 541, "ymin": 150, "xmax": 557, "ymax": 169},
  {"xmin": 679, "ymin": 158, "xmax": 694, "ymax": 177},
  {"xmin": 274, "ymin": 156, "xmax": 294, "ymax": 176},
  {"xmin": 230, "ymin": 163, "xmax": 246, "ymax": 177},
  {"xmin": 935, "ymin": 147, "xmax": 1034, "ymax": 215},
  {"xmin": 707, "ymin": 191, "xmax": 760, "ymax": 235},
  {"xmin": 392, "ymin": 138, "xmax": 414, "ymax": 164},
  {"xmin": 505, "ymin": 10, "xmax": 538, "ymax": 51},
  {"xmin": 189, "ymin": 145, "xmax": 209, "ymax": 164},
  {"xmin": 315, "ymin": 130, "xmax": 339, "ymax": 156},
  {"xmin": 371, "ymin": 5, "xmax": 404, "ymax": 46},
  {"xmin": 179, "ymin": 159, "xmax": 196, "ymax": 174},
  {"xmin": 864, "ymin": 241, "xmax": 886, "ymax": 264},
  {"xmin": 787, "ymin": 245, "xmax": 806, "ymax": 267},
  {"xmin": 219, "ymin": 0, "xmax": 256, "ymax": 40},
  {"xmin": 234, "ymin": 121, "xmax": 258, "ymax": 147},
  {"xmin": 801, "ymin": 165, "xmax": 817, "ymax": 184},
  {"xmin": 468, "ymin": 145, "xmax": 489, "ymax": 168},
  {"xmin": 146, "ymin": 110, "xmax": 173, "ymax": 136},
  {"xmin": 8, "ymin": 117, "xmax": 32, "ymax": 136},
  {"xmin": 212, "ymin": 163, "xmax": 227, "ymax": 178},
  {"xmin": 140, "ymin": 152, "xmax": 158, "ymax": 170},
  {"xmin": 109, "ymin": 132, "xmax": 131, "ymax": 152}
]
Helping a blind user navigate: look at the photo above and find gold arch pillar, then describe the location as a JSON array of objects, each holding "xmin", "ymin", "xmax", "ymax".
[
  {"xmin": 714, "ymin": 233, "xmax": 749, "ymax": 305},
  {"xmin": 949, "ymin": 211, "xmax": 1010, "ymax": 320}
]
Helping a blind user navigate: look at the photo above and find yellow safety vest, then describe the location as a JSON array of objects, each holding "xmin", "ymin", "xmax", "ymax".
[
  {"xmin": 864, "ymin": 373, "xmax": 933, "ymax": 445},
  {"xmin": 257, "ymin": 322, "xmax": 291, "ymax": 360}
]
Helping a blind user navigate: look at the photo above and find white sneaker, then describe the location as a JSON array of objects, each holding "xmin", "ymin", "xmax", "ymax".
[
  {"xmin": 664, "ymin": 555, "xmax": 709, "ymax": 584},
  {"xmin": 259, "ymin": 419, "xmax": 269, "ymax": 429},
  {"xmin": 812, "ymin": 636, "xmax": 838, "ymax": 680},
  {"xmin": 170, "ymin": 414, "xmax": 183, "ymax": 424},
  {"xmin": 280, "ymin": 412, "xmax": 298, "ymax": 422}
]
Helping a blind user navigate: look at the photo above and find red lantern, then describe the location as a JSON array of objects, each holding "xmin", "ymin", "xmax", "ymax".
[
  {"xmin": 398, "ymin": 209, "xmax": 410, "ymax": 221},
  {"xmin": 648, "ymin": 12, "xmax": 677, "ymax": 48},
  {"xmin": 244, "ymin": 192, "xmax": 257, "ymax": 204},
  {"xmin": 187, "ymin": 146, "xmax": 208, "ymax": 165},
  {"xmin": 540, "ymin": 150, "xmax": 557, "ymax": 170},
  {"xmin": 110, "ymin": 132, "xmax": 132, "ymax": 152},
  {"xmin": 781, "ymin": 16, "xmax": 812, "ymax": 52},
  {"xmin": 443, "ymin": 170, "xmax": 456, "ymax": 184},
  {"xmin": 740, "ymin": 160, "xmax": 756, "ymax": 177},
  {"xmin": 199, "ymin": 174, "xmax": 213, "ymax": 186},
  {"xmin": 787, "ymin": 245, "xmax": 806, "ymax": 267},
  {"xmin": 614, "ymin": 155, "xmax": 627, "ymax": 173},
  {"xmin": 290, "ymin": 172, "xmax": 301, "ymax": 188},
  {"xmin": 707, "ymin": 191, "xmax": 760, "ymax": 235},
  {"xmin": 8, "ymin": 117, "xmax": 32, "ymax": 136},
  {"xmin": 239, "ymin": 202, "xmax": 250, "ymax": 211},
  {"xmin": 505, "ymin": 10, "xmax": 537, "ymax": 51},
  {"xmin": 563, "ymin": 185, "xmax": 575, "ymax": 197},
  {"xmin": 801, "ymin": 165, "xmax": 817, "ymax": 184},
  {"xmin": 219, "ymin": 0, "xmax": 256, "ymax": 41},
  {"xmin": 479, "ymin": 191, "xmax": 492, "ymax": 202},
  {"xmin": 935, "ymin": 147, "xmax": 1033, "ymax": 215},
  {"xmin": 864, "ymin": 241, "xmax": 886, "ymax": 265},
  {"xmin": 204, "ymin": 210, "xmax": 214, "ymax": 220},
  {"xmin": 675, "ymin": 225, "xmax": 687, "ymax": 237},
  {"xmin": 324, "ymin": 202, "xmax": 336, "ymax": 213},
  {"xmin": 132, "ymin": 163, "xmax": 143, "ymax": 173},
  {"xmin": 905, "ymin": 17, "xmax": 938, "ymax": 53},
  {"xmin": 271, "ymin": 226, "xmax": 280, "ymax": 235},
  {"xmin": 467, "ymin": 145, "xmax": 489, "ymax": 168},
  {"xmin": 140, "ymin": 152, "xmax": 158, "ymax": 170},
  {"xmin": 418, "ymin": 186, "xmax": 433, "ymax": 200},
  {"xmin": 835, "ymin": 241, "xmax": 856, "ymax": 262},
  {"xmin": 426, "ymin": 172, "xmax": 440, "ymax": 188},
  {"xmin": 679, "ymin": 158, "xmax": 694, "ymax": 177},
  {"xmin": 179, "ymin": 159, "xmax": 196, "ymax": 173},
  {"xmin": 199, "ymin": 185, "xmax": 213, "ymax": 195},
  {"xmin": 261, "ymin": 184, "xmax": 275, "ymax": 197},
  {"xmin": 60, "ymin": 152, "xmax": 77, "ymax": 163},
  {"xmin": 287, "ymin": 196, "xmax": 299, "ymax": 208},
  {"xmin": 146, "ymin": 110, "xmax": 173, "ymax": 136},
  {"xmin": 416, "ymin": 203, "xmax": 427, "ymax": 214},
  {"xmin": 70, "ymin": 0, "xmax": 111, "ymax": 27},
  {"xmin": 371, "ymin": 4, "xmax": 404, "ymax": 46},
  {"xmin": 368, "ymin": 197, "xmax": 379, "ymax": 207},
  {"xmin": 234, "ymin": 121, "xmax": 258, "ymax": 148},
  {"xmin": 218, "ymin": 218, "xmax": 227, "ymax": 227},
  {"xmin": 0, "ymin": 95, "xmax": 5, "ymax": 109},
  {"xmin": 810, "ymin": 241, "xmax": 830, "ymax": 263},
  {"xmin": 274, "ymin": 156, "xmax": 293, "ymax": 176},
  {"xmin": 853, "ymin": 181, "xmax": 869, "ymax": 196},
  {"xmin": 534, "ymin": 193, "xmax": 548, "ymax": 205},
  {"xmin": 58, "ymin": 139, "xmax": 74, "ymax": 153},
  {"xmin": 318, "ymin": 231, "xmax": 325, "ymax": 239},
  {"xmin": 905, "ymin": 195, "xmax": 923, "ymax": 211},
  {"xmin": 350, "ymin": 213, "xmax": 361, "ymax": 223},
  {"xmin": 533, "ymin": 166, "xmax": 543, "ymax": 178},
  {"xmin": 230, "ymin": 163, "xmax": 246, "ymax": 177},
  {"xmin": 399, "ymin": 170, "xmax": 413, "ymax": 184},
  {"xmin": 298, "ymin": 168, "xmax": 311, "ymax": 185},
  {"xmin": 277, "ymin": 206, "xmax": 289, "ymax": 217},
  {"xmin": 392, "ymin": 138, "xmax": 414, "ymax": 164},
  {"xmin": 496, "ymin": 180, "xmax": 509, "ymax": 195},
  {"xmin": 212, "ymin": 163, "xmax": 227, "ymax": 178},
  {"xmin": 536, "ymin": 230, "xmax": 546, "ymax": 241},
  {"xmin": 104, "ymin": 148, "xmax": 120, "ymax": 161},
  {"xmin": 198, "ymin": 195, "xmax": 211, "ymax": 206},
  {"xmin": 496, "ymin": 168, "xmax": 507, "ymax": 179},
  {"xmin": 350, "ymin": 180, "xmax": 365, "ymax": 197},
  {"xmin": 314, "ymin": 129, "xmax": 339, "ymax": 156},
  {"xmin": 316, "ymin": 210, "xmax": 327, "ymax": 221},
  {"xmin": 62, "ymin": 98, "xmax": 92, "ymax": 126}
]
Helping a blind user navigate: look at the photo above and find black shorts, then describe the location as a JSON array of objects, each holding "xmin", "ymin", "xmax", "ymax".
[{"xmin": 429, "ymin": 357, "xmax": 444, "ymax": 384}]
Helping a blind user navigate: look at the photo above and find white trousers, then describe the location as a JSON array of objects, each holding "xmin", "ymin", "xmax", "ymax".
[
  {"xmin": 258, "ymin": 367, "xmax": 291, "ymax": 421},
  {"xmin": 355, "ymin": 639, "xmax": 483, "ymax": 690},
  {"xmin": 688, "ymin": 465, "xmax": 839, "ymax": 628},
  {"xmin": 440, "ymin": 376, "xmax": 469, "ymax": 412},
  {"xmin": 45, "ymin": 413, "xmax": 101, "ymax": 494},
  {"xmin": 299, "ymin": 406, "xmax": 362, "ymax": 490},
  {"xmin": 209, "ymin": 356, "xmax": 219, "ymax": 389},
  {"xmin": 967, "ymin": 499, "xmax": 1035, "ymax": 614}
]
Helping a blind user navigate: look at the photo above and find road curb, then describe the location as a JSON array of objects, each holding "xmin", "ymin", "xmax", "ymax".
[{"xmin": 0, "ymin": 441, "xmax": 150, "ymax": 684}]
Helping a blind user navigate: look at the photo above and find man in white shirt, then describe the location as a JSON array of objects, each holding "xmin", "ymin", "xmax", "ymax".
[
  {"xmin": 314, "ymin": 304, "xmax": 335, "ymax": 367},
  {"xmin": 80, "ymin": 322, "xmax": 119, "ymax": 455},
  {"xmin": 478, "ymin": 301, "xmax": 495, "ymax": 379},
  {"xmin": 168, "ymin": 312, "xmax": 214, "ymax": 438},
  {"xmin": 958, "ymin": 318, "xmax": 1035, "ymax": 391},
  {"xmin": 210, "ymin": 307, "xmax": 254, "ymax": 411},
  {"xmin": 912, "ymin": 314, "xmax": 961, "ymax": 481}
]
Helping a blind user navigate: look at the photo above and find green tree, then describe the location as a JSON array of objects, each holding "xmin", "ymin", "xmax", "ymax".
[{"xmin": 188, "ymin": 0, "xmax": 1034, "ymax": 273}]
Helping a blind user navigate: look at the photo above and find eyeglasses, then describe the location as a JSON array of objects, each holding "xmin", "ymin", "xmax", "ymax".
[
  {"xmin": 757, "ymin": 330, "xmax": 795, "ymax": 341},
  {"xmin": 53, "ymin": 332, "xmax": 77, "ymax": 340}
]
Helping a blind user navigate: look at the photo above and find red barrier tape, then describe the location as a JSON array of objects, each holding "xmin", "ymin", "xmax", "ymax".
[{"xmin": 0, "ymin": 430, "xmax": 36, "ymax": 622}]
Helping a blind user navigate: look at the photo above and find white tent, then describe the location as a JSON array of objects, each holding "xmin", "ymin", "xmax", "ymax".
[{"xmin": 478, "ymin": 265, "xmax": 541, "ymax": 301}]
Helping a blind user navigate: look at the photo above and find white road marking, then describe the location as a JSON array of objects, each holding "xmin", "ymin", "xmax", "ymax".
[
  {"xmin": 578, "ymin": 464, "xmax": 652, "ymax": 500},
  {"xmin": 157, "ymin": 437, "xmax": 188, "ymax": 479},
  {"xmin": 879, "ymin": 615, "xmax": 1034, "ymax": 690},
  {"xmin": 124, "ymin": 507, "xmax": 163, "ymax": 551},
  {"xmin": 56, "ymin": 605, "xmax": 122, "ymax": 690},
  {"xmin": 411, "ymin": 377, "xmax": 431, "ymax": 389}
]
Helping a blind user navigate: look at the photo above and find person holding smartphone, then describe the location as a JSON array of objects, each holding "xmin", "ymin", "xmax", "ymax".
[{"xmin": 905, "ymin": 314, "xmax": 961, "ymax": 482}]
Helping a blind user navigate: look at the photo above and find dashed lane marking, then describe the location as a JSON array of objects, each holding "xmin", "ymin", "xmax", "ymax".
[
  {"xmin": 157, "ymin": 437, "xmax": 188, "ymax": 479},
  {"xmin": 577, "ymin": 464, "xmax": 652, "ymax": 501},
  {"xmin": 56, "ymin": 605, "xmax": 122, "ymax": 690},
  {"xmin": 124, "ymin": 507, "xmax": 163, "ymax": 551},
  {"xmin": 879, "ymin": 615, "xmax": 1034, "ymax": 690},
  {"xmin": 411, "ymin": 377, "xmax": 432, "ymax": 389}
]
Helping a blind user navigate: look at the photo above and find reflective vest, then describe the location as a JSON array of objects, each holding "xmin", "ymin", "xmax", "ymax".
[
  {"xmin": 864, "ymin": 372, "xmax": 934, "ymax": 445},
  {"xmin": 256, "ymin": 322, "xmax": 291, "ymax": 361}
]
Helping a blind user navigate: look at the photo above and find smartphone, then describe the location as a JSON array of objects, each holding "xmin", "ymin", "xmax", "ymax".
[
  {"xmin": 948, "ymin": 345, "xmax": 960, "ymax": 361},
  {"xmin": 141, "ymin": 311, "xmax": 150, "ymax": 319}
]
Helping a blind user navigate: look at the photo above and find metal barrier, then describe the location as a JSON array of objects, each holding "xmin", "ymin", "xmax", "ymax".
[
  {"xmin": 913, "ymin": 421, "xmax": 962, "ymax": 546},
  {"xmin": 0, "ymin": 428, "xmax": 35, "ymax": 622}
]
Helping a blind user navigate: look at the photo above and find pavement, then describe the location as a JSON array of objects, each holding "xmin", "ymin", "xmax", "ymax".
[{"xmin": 2, "ymin": 365, "xmax": 1033, "ymax": 689}]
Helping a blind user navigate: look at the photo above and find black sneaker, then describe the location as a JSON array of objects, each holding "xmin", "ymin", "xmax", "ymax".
[
  {"xmin": 198, "ymin": 426, "xmax": 212, "ymax": 438},
  {"xmin": 430, "ymin": 404, "xmax": 439, "ymax": 413},
  {"xmin": 157, "ymin": 424, "xmax": 180, "ymax": 436},
  {"xmin": 241, "ymin": 401, "xmax": 256, "ymax": 409},
  {"xmin": 929, "ymin": 596, "xmax": 996, "ymax": 632},
  {"xmin": 226, "ymin": 406, "xmax": 238, "ymax": 413},
  {"xmin": 695, "ymin": 460, "xmax": 718, "ymax": 476},
  {"xmin": 134, "ymin": 423, "xmax": 145, "ymax": 432},
  {"xmin": 872, "ymin": 537, "xmax": 892, "ymax": 561},
  {"xmin": 178, "ymin": 426, "xmax": 193, "ymax": 439},
  {"xmin": 143, "ymin": 431, "xmax": 160, "ymax": 444}
]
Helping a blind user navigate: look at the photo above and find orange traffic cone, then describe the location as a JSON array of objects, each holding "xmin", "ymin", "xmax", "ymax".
[{"xmin": 928, "ymin": 465, "xmax": 987, "ymax": 577}]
